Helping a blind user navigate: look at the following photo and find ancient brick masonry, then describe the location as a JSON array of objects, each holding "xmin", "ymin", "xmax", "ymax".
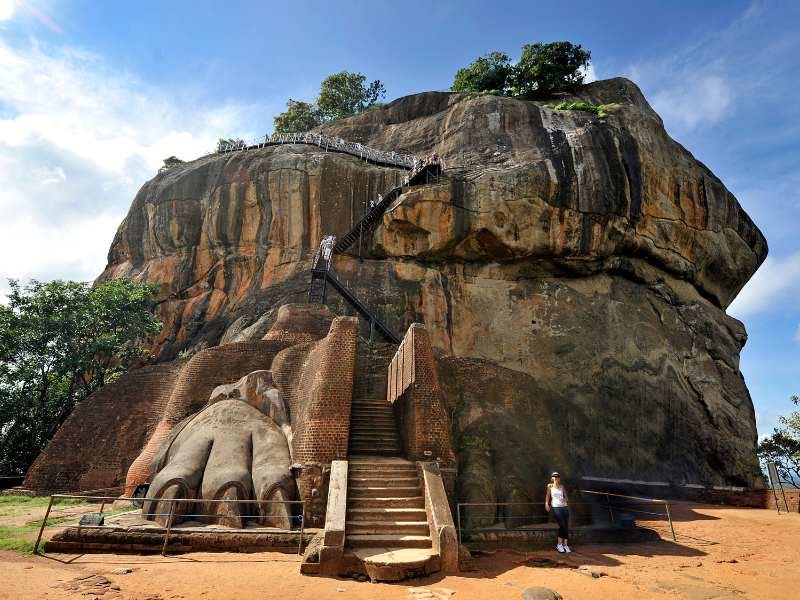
[
  {"xmin": 23, "ymin": 363, "xmax": 184, "ymax": 494},
  {"xmin": 277, "ymin": 316, "xmax": 359, "ymax": 464},
  {"xmin": 271, "ymin": 315, "xmax": 359, "ymax": 525},
  {"xmin": 388, "ymin": 323, "xmax": 455, "ymax": 469}
]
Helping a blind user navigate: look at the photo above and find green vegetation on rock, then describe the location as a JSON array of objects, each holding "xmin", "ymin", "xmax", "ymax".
[
  {"xmin": 452, "ymin": 51, "xmax": 512, "ymax": 96},
  {"xmin": 273, "ymin": 70, "xmax": 385, "ymax": 133},
  {"xmin": 550, "ymin": 101, "xmax": 618, "ymax": 119},
  {"xmin": 451, "ymin": 41, "xmax": 591, "ymax": 99},
  {"xmin": 158, "ymin": 156, "xmax": 185, "ymax": 173},
  {"xmin": 0, "ymin": 278, "xmax": 162, "ymax": 476}
]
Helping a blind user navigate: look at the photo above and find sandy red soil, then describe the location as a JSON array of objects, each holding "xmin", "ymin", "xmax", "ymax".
[{"xmin": 3, "ymin": 504, "xmax": 799, "ymax": 600}]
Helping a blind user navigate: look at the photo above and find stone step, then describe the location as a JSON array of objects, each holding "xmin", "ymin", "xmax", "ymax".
[
  {"xmin": 345, "ymin": 521, "xmax": 430, "ymax": 535},
  {"xmin": 348, "ymin": 440, "xmax": 402, "ymax": 456},
  {"xmin": 348, "ymin": 460, "xmax": 415, "ymax": 468},
  {"xmin": 348, "ymin": 448, "xmax": 401, "ymax": 457},
  {"xmin": 349, "ymin": 433, "xmax": 400, "ymax": 442},
  {"xmin": 348, "ymin": 496, "xmax": 424, "ymax": 509},
  {"xmin": 348, "ymin": 472, "xmax": 418, "ymax": 481},
  {"xmin": 346, "ymin": 507, "xmax": 427, "ymax": 521},
  {"xmin": 347, "ymin": 477, "xmax": 419, "ymax": 487},
  {"xmin": 349, "ymin": 422, "xmax": 397, "ymax": 430},
  {"xmin": 348, "ymin": 467, "xmax": 417, "ymax": 475},
  {"xmin": 350, "ymin": 486, "xmax": 421, "ymax": 498},
  {"xmin": 346, "ymin": 534, "xmax": 431, "ymax": 549},
  {"xmin": 349, "ymin": 460, "xmax": 417, "ymax": 469}
]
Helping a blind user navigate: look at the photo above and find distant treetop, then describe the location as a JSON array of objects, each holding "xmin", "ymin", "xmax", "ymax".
[
  {"xmin": 273, "ymin": 70, "xmax": 386, "ymax": 134},
  {"xmin": 452, "ymin": 41, "xmax": 591, "ymax": 99}
]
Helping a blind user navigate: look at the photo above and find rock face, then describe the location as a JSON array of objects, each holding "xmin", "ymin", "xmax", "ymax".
[{"xmin": 100, "ymin": 78, "xmax": 767, "ymax": 504}]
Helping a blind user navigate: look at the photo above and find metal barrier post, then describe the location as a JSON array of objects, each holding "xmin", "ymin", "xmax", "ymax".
[
  {"xmin": 664, "ymin": 501, "xmax": 676, "ymax": 541},
  {"xmin": 161, "ymin": 501, "xmax": 176, "ymax": 556},
  {"xmin": 456, "ymin": 504, "xmax": 462, "ymax": 546},
  {"xmin": 605, "ymin": 493, "xmax": 614, "ymax": 524},
  {"xmin": 298, "ymin": 503, "xmax": 305, "ymax": 555},
  {"xmin": 33, "ymin": 495, "xmax": 55, "ymax": 555}
]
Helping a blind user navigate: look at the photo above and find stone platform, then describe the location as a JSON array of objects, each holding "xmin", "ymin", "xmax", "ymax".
[
  {"xmin": 462, "ymin": 524, "xmax": 661, "ymax": 550},
  {"xmin": 44, "ymin": 511, "xmax": 316, "ymax": 554}
]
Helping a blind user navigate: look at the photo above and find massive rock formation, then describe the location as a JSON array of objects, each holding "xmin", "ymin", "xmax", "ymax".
[{"xmin": 92, "ymin": 78, "xmax": 766, "ymax": 505}]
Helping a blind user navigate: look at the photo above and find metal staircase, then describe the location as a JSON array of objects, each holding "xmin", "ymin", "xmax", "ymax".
[{"xmin": 302, "ymin": 139, "xmax": 442, "ymax": 343}]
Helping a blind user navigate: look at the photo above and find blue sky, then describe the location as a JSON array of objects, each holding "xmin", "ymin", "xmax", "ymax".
[{"xmin": 0, "ymin": 1, "xmax": 797, "ymax": 435}]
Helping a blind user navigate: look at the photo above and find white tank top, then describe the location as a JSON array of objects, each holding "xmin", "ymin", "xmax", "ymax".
[{"xmin": 550, "ymin": 485, "xmax": 567, "ymax": 507}]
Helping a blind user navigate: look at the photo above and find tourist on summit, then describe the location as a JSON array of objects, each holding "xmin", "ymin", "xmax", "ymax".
[{"xmin": 545, "ymin": 472, "xmax": 571, "ymax": 553}]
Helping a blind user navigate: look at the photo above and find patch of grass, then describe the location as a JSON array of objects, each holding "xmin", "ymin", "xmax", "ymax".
[
  {"xmin": 0, "ymin": 522, "xmax": 47, "ymax": 554},
  {"xmin": 0, "ymin": 495, "xmax": 85, "ymax": 517},
  {"xmin": 550, "ymin": 101, "xmax": 619, "ymax": 119}
]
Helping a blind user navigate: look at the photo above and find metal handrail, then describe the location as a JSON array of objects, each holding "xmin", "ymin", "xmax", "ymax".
[
  {"xmin": 456, "ymin": 491, "xmax": 677, "ymax": 546},
  {"xmin": 217, "ymin": 131, "xmax": 418, "ymax": 169},
  {"xmin": 34, "ymin": 493, "xmax": 307, "ymax": 556}
]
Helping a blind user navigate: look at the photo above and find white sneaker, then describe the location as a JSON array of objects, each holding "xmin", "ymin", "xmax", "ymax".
[
  {"xmin": 563, "ymin": 545, "xmax": 572, "ymax": 553},
  {"xmin": 556, "ymin": 544, "xmax": 565, "ymax": 553}
]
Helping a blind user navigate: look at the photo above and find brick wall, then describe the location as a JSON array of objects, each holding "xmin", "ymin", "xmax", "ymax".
[
  {"xmin": 389, "ymin": 324, "xmax": 455, "ymax": 469},
  {"xmin": 23, "ymin": 362, "xmax": 184, "ymax": 494},
  {"xmin": 698, "ymin": 487, "xmax": 800, "ymax": 512},
  {"xmin": 274, "ymin": 316, "xmax": 358, "ymax": 464}
]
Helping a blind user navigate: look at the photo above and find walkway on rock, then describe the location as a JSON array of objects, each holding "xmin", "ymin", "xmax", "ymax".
[{"xmin": 217, "ymin": 132, "xmax": 420, "ymax": 170}]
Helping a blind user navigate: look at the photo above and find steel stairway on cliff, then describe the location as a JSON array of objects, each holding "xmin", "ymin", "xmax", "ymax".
[{"xmin": 304, "ymin": 141, "xmax": 442, "ymax": 343}]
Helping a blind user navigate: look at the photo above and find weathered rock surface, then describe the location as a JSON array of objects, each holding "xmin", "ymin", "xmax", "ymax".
[{"xmin": 99, "ymin": 78, "xmax": 766, "ymax": 502}]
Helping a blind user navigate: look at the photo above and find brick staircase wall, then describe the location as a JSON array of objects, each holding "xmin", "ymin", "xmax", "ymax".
[{"xmin": 388, "ymin": 324, "xmax": 455, "ymax": 468}]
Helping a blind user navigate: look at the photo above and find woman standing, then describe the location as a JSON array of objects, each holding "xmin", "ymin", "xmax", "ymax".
[{"xmin": 545, "ymin": 472, "xmax": 571, "ymax": 553}]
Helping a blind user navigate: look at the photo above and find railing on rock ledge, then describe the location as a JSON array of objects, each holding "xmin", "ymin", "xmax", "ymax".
[{"xmin": 217, "ymin": 132, "xmax": 420, "ymax": 169}]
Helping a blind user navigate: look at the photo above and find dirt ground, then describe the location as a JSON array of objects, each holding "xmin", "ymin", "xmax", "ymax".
[{"xmin": 2, "ymin": 504, "xmax": 799, "ymax": 600}]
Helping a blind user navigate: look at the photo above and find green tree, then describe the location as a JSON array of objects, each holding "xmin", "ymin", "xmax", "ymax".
[
  {"xmin": 0, "ymin": 278, "xmax": 162, "ymax": 475},
  {"xmin": 316, "ymin": 71, "xmax": 386, "ymax": 121},
  {"xmin": 158, "ymin": 156, "xmax": 185, "ymax": 173},
  {"xmin": 757, "ymin": 395, "xmax": 800, "ymax": 486},
  {"xmin": 451, "ymin": 51, "xmax": 512, "ymax": 95},
  {"xmin": 509, "ymin": 41, "xmax": 591, "ymax": 98},
  {"xmin": 273, "ymin": 100, "xmax": 323, "ymax": 134}
]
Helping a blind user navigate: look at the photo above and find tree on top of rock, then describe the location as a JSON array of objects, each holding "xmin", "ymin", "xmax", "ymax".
[
  {"xmin": 272, "ymin": 71, "xmax": 385, "ymax": 133},
  {"xmin": 451, "ymin": 41, "xmax": 591, "ymax": 99},
  {"xmin": 452, "ymin": 51, "xmax": 512, "ymax": 95},
  {"xmin": 317, "ymin": 71, "xmax": 385, "ymax": 121},
  {"xmin": 273, "ymin": 99, "xmax": 322, "ymax": 134},
  {"xmin": 510, "ymin": 42, "xmax": 591, "ymax": 98}
]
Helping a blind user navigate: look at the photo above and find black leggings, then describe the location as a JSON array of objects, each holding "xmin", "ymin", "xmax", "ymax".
[{"xmin": 552, "ymin": 506, "xmax": 569, "ymax": 539}]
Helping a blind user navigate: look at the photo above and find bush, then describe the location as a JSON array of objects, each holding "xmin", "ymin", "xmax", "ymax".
[
  {"xmin": 158, "ymin": 156, "xmax": 185, "ymax": 173},
  {"xmin": 551, "ymin": 101, "xmax": 617, "ymax": 119}
]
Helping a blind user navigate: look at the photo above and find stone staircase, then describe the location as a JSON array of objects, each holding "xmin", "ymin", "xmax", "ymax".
[
  {"xmin": 346, "ymin": 457, "xmax": 429, "ymax": 549},
  {"xmin": 343, "ymin": 342, "xmax": 438, "ymax": 580},
  {"xmin": 348, "ymin": 343, "xmax": 401, "ymax": 456}
]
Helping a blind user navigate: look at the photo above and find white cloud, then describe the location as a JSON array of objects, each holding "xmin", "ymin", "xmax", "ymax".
[
  {"xmin": 0, "ymin": 38, "xmax": 266, "ymax": 299},
  {"xmin": 728, "ymin": 252, "xmax": 800, "ymax": 318},
  {"xmin": 0, "ymin": 0, "xmax": 15, "ymax": 22},
  {"xmin": 651, "ymin": 75, "xmax": 732, "ymax": 130}
]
